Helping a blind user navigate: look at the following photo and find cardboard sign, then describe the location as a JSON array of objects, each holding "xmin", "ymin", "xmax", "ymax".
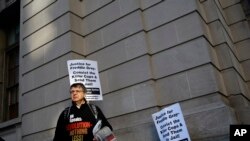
[
  {"xmin": 152, "ymin": 103, "xmax": 191, "ymax": 141},
  {"xmin": 67, "ymin": 60, "xmax": 103, "ymax": 101}
]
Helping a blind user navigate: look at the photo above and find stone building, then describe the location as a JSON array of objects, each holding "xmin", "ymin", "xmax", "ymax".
[{"xmin": 0, "ymin": 0, "xmax": 250, "ymax": 140}]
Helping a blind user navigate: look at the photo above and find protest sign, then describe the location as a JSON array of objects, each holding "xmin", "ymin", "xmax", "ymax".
[
  {"xmin": 152, "ymin": 103, "xmax": 191, "ymax": 141},
  {"xmin": 67, "ymin": 60, "xmax": 103, "ymax": 101}
]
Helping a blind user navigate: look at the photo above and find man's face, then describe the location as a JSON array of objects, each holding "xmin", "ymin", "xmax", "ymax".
[{"xmin": 70, "ymin": 86, "xmax": 85, "ymax": 103}]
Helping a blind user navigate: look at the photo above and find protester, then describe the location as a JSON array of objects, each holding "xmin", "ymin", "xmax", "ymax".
[{"xmin": 53, "ymin": 83, "xmax": 113, "ymax": 141}]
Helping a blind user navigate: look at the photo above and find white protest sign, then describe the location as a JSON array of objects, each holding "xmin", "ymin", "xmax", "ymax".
[
  {"xmin": 152, "ymin": 103, "xmax": 191, "ymax": 141},
  {"xmin": 67, "ymin": 60, "xmax": 103, "ymax": 101}
]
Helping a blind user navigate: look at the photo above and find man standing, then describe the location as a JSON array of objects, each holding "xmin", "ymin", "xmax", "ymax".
[{"xmin": 53, "ymin": 83, "xmax": 113, "ymax": 141}]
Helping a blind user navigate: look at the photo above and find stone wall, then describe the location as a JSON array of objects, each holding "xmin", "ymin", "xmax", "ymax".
[{"xmin": 20, "ymin": 0, "xmax": 250, "ymax": 140}]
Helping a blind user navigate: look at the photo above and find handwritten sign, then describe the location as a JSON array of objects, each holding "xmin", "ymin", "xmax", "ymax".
[
  {"xmin": 152, "ymin": 103, "xmax": 191, "ymax": 141},
  {"xmin": 67, "ymin": 60, "xmax": 102, "ymax": 101}
]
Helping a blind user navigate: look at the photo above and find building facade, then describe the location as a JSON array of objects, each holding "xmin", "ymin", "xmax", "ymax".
[{"xmin": 0, "ymin": 0, "xmax": 250, "ymax": 140}]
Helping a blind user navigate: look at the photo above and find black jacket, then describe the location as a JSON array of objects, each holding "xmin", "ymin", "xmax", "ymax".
[{"xmin": 53, "ymin": 102, "xmax": 112, "ymax": 141}]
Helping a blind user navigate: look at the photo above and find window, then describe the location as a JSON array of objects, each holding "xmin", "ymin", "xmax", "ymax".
[
  {"xmin": 0, "ymin": 25, "xmax": 19, "ymax": 122},
  {"xmin": 0, "ymin": 0, "xmax": 20, "ymax": 123},
  {"xmin": 5, "ymin": 45, "xmax": 19, "ymax": 120}
]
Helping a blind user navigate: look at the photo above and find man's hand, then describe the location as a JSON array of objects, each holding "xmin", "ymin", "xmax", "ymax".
[{"xmin": 93, "ymin": 137, "xmax": 98, "ymax": 141}]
